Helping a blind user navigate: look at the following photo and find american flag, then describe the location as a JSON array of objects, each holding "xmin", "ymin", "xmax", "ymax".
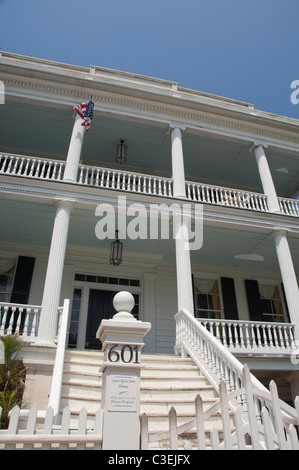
[{"xmin": 74, "ymin": 101, "xmax": 94, "ymax": 132}]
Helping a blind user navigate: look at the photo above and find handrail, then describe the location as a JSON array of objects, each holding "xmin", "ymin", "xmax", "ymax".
[
  {"xmin": 175, "ymin": 309, "xmax": 268, "ymax": 394},
  {"xmin": 11, "ymin": 299, "xmax": 70, "ymax": 420},
  {"xmin": 47, "ymin": 298, "xmax": 70, "ymax": 420}
]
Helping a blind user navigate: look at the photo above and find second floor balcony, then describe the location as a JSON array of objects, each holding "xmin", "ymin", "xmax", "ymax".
[{"xmin": 1, "ymin": 152, "xmax": 299, "ymax": 218}]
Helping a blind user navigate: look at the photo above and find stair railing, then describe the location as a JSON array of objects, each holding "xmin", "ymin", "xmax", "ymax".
[
  {"xmin": 175, "ymin": 308, "xmax": 266, "ymax": 394},
  {"xmin": 16, "ymin": 299, "xmax": 70, "ymax": 420},
  {"xmin": 47, "ymin": 298, "xmax": 70, "ymax": 420}
]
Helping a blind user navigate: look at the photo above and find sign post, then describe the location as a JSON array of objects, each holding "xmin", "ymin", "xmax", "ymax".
[{"xmin": 96, "ymin": 291, "xmax": 151, "ymax": 450}]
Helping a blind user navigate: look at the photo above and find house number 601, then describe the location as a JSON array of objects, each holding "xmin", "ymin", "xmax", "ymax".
[{"xmin": 107, "ymin": 344, "xmax": 140, "ymax": 364}]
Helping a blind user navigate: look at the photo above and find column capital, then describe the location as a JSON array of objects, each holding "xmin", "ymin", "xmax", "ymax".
[
  {"xmin": 54, "ymin": 198, "xmax": 76, "ymax": 212},
  {"xmin": 169, "ymin": 123, "xmax": 186, "ymax": 133},
  {"xmin": 250, "ymin": 141, "xmax": 269, "ymax": 152},
  {"xmin": 272, "ymin": 228, "xmax": 288, "ymax": 239}
]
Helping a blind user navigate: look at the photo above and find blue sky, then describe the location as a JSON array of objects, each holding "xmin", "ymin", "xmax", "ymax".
[{"xmin": 0, "ymin": 0, "xmax": 299, "ymax": 119}]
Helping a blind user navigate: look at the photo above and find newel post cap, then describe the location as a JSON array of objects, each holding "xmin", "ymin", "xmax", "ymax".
[{"xmin": 113, "ymin": 291, "xmax": 136, "ymax": 321}]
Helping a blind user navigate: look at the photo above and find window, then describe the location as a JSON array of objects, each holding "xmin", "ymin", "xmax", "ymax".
[
  {"xmin": 259, "ymin": 285, "xmax": 286, "ymax": 323},
  {"xmin": 0, "ymin": 258, "xmax": 16, "ymax": 302},
  {"xmin": 132, "ymin": 294, "xmax": 139, "ymax": 320},
  {"xmin": 68, "ymin": 288, "xmax": 82, "ymax": 348},
  {"xmin": 193, "ymin": 278, "xmax": 221, "ymax": 319},
  {"xmin": 74, "ymin": 273, "xmax": 140, "ymax": 287}
]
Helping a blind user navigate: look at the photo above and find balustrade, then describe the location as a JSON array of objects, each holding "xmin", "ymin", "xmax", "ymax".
[
  {"xmin": 77, "ymin": 164, "xmax": 173, "ymax": 197},
  {"xmin": 1, "ymin": 152, "xmax": 299, "ymax": 217},
  {"xmin": 0, "ymin": 302, "xmax": 64, "ymax": 343},
  {"xmin": 279, "ymin": 197, "xmax": 299, "ymax": 217},
  {"xmin": 0, "ymin": 154, "xmax": 65, "ymax": 181},
  {"xmin": 186, "ymin": 181, "xmax": 269, "ymax": 212},
  {"xmin": 0, "ymin": 302, "xmax": 41, "ymax": 339},
  {"xmin": 199, "ymin": 318, "xmax": 296, "ymax": 354}
]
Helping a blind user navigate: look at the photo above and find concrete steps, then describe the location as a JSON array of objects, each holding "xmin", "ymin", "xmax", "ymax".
[{"xmin": 60, "ymin": 349, "xmax": 224, "ymax": 446}]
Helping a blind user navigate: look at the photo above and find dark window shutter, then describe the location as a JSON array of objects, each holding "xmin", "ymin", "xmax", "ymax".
[
  {"xmin": 245, "ymin": 279, "xmax": 263, "ymax": 321},
  {"xmin": 10, "ymin": 256, "xmax": 35, "ymax": 304},
  {"xmin": 221, "ymin": 277, "xmax": 239, "ymax": 320}
]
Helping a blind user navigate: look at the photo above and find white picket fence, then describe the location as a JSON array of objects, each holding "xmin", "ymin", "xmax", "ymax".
[
  {"xmin": 1, "ymin": 368, "xmax": 298, "ymax": 451},
  {"xmin": 0, "ymin": 406, "xmax": 103, "ymax": 450},
  {"xmin": 140, "ymin": 364, "xmax": 299, "ymax": 450}
]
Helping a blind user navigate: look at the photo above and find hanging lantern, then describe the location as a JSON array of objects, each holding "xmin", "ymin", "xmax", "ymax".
[
  {"xmin": 116, "ymin": 139, "xmax": 127, "ymax": 164},
  {"xmin": 110, "ymin": 230, "xmax": 123, "ymax": 265}
]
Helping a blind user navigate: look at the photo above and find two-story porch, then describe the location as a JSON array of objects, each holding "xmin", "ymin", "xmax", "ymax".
[
  {"xmin": 1, "ymin": 152, "xmax": 299, "ymax": 404},
  {"xmin": 1, "ymin": 52, "xmax": 299, "ymax": 409}
]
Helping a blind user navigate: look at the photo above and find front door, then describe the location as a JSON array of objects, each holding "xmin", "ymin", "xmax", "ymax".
[{"xmin": 85, "ymin": 289, "xmax": 116, "ymax": 349}]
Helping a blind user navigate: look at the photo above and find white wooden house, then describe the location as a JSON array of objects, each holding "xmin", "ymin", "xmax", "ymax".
[{"xmin": 0, "ymin": 51, "xmax": 299, "ymax": 426}]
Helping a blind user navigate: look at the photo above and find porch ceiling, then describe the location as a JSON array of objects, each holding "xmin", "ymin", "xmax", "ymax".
[
  {"xmin": 1, "ymin": 198, "xmax": 299, "ymax": 277},
  {"xmin": 1, "ymin": 99, "xmax": 299, "ymax": 198}
]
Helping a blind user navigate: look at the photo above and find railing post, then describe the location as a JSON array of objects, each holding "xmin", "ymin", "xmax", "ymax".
[{"xmin": 96, "ymin": 291, "xmax": 151, "ymax": 450}]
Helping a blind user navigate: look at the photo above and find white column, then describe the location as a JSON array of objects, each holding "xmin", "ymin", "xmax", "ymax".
[
  {"xmin": 170, "ymin": 125, "xmax": 194, "ymax": 315},
  {"xmin": 38, "ymin": 199, "xmax": 74, "ymax": 345},
  {"xmin": 251, "ymin": 142, "xmax": 280, "ymax": 213},
  {"xmin": 174, "ymin": 213, "xmax": 195, "ymax": 315},
  {"xmin": 273, "ymin": 230, "xmax": 299, "ymax": 340},
  {"xmin": 142, "ymin": 272, "xmax": 156, "ymax": 353},
  {"xmin": 63, "ymin": 113, "xmax": 85, "ymax": 182},
  {"xmin": 170, "ymin": 125, "xmax": 186, "ymax": 198}
]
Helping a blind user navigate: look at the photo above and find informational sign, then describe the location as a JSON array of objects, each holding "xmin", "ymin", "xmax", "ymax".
[{"xmin": 107, "ymin": 371, "xmax": 138, "ymax": 412}]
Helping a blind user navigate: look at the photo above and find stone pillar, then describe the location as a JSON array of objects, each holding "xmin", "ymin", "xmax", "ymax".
[
  {"xmin": 251, "ymin": 142, "xmax": 280, "ymax": 213},
  {"xmin": 63, "ymin": 113, "xmax": 85, "ymax": 182},
  {"xmin": 273, "ymin": 230, "xmax": 299, "ymax": 340},
  {"xmin": 38, "ymin": 199, "xmax": 74, "ymax": 345},
  {"xmin": 96, "ymin": 291, "xmax": 151, "ymax": 450}
]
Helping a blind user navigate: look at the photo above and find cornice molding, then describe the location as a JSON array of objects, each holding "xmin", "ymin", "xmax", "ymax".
[
  {"xmin": 2, "ymin": 76, "xmax": 299, "ymax": 151},
  {"xmin": 1, "ymin": 180, "xmax": 299, "ymax": 235}
]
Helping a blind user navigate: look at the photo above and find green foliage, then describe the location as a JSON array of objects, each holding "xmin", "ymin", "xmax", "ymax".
[{"xmin": 0, "ymin": 335, "xmax": 26, "ymax": 429}]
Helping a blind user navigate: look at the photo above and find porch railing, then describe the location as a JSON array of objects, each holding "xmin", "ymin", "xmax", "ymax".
[
  {"xmin": 0, "ymin": 301, "xmax": 63, "ymax": 344},
  {"xmin": 199, "ymin": 318, "xmax": 296, "ymax": 355},
  {"xmin": 2, "ymin": 152, "xmax": 299, "ymax": 217},
  {"xmin": 77, "ymin": 163, "xmax": 174, "ymax": 197},
  {"xmin": 186, "ymin": 180, "xmax": 269, "ymax": 212},
  {"xmin": 0, "ymin": 154, "xmax": 65, "ymax": 182},
  {"xmin": 278, "ymin": 197, "xmax": 299, "ymax": 217},
  {"xmin": 0, "ymin": 302, "xmax": 41, "ymax": 341}
]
